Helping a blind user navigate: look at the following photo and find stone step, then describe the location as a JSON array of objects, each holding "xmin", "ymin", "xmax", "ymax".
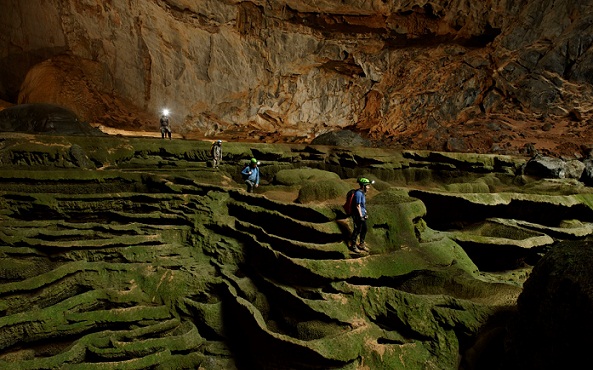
[{"xmin": 235, "ymin": 220, "xmax": 348, "ymax": 259}]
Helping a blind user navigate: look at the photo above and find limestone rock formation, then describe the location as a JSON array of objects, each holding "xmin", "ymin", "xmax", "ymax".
[
  {"xmin": 2, "ymin": 134, "xmax": 593, "ymax": 368},
  {"xmin": 1, "ymin": 1, "xmax": 593, "ymax": 156}
]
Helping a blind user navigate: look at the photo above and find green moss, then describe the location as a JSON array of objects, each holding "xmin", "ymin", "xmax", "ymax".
[
  {"xmin": 274, "ymin": 168, "xmax": 340, "ymax": 186},
  {"xmin": 445, "ymin": 181, "xmax": 491, "ymax": 193},
  {"xmin": 416, "ymin": 238, "xmax": 479, "ymax": 275},
  {"xmin": 297, "ymin": 180, "xmax": 351, "ymax": 203},
  {"xmin": 296, "ymin": 320, "xmax": 349, "ymax": 340}
]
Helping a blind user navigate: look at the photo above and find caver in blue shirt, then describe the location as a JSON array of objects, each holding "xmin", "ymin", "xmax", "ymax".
[
  {"xmin": 241, "ymin": 165, "xmax": 260, "ymax": 185},
  {"xmin": 353, "ymin": 189, "xmax": 367, "ymax": 218},
  {"xmin": 242, "ymin": 160, "xmax": 260, "ymax": 193}
]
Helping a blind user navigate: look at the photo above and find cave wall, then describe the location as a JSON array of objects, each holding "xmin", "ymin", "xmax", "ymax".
[{"xmin": 2, "ymin": 0, "xmax": 593, "ymax": 149}]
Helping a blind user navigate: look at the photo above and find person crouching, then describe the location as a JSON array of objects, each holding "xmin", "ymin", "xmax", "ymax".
[{"xmin": 241, "ymin": 158, "xmax": 260, "ymax": 193}]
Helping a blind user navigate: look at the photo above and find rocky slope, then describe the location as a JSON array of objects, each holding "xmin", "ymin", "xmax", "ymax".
[
  {"xmin": 2, "ymin": 0, "xmax": 593, "ymax": 157},
  {"xmin": 2, "ymin": 134, "xmax": 593, "ymax": 368}
]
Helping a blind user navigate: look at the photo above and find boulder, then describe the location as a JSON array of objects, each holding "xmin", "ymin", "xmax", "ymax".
[
  {"xmin": 523, "ymin": 155, "xmax": 566, "ymax": 179},
  {"xmin": 564, "ymin": 159, "xmax": 585, "ymax": 179},
  {"xmin": 0, "ymin": 103, "xmax": 103, "ymax": 135}
]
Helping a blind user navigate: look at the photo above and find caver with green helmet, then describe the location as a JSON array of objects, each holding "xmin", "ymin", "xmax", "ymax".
[
  {"xmin": 358, "ymin": 178, "xmax": 374, "ymax": 186},
  {"xmin": 350, "ymin": 177, "xmax": 375, "ymax": 253},
  {"xmin": 241, "ymin": 158, "xmax": 261, "ymax": 192}
]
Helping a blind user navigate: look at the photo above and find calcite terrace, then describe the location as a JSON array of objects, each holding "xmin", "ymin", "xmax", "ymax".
[{"xmin": 1, "ymin": 134, "xmax": 593, "ymax": 368}]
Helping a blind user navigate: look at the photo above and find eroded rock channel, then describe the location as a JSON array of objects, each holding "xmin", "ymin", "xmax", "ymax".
[{"xmin": 1, "ymin": 134, "xmax": 592, "ymax": 369}]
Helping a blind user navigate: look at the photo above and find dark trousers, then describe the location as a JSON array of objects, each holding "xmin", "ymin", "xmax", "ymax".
[
  {"xmin": 351, "ymin": 215, "xmax": 367, "ymax": 244},
  {"xmin": 245, "ymin": 180, "xmax": 255, "ymax": 193}
]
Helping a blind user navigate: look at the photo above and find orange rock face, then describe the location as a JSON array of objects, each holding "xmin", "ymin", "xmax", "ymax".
[{"xmin": 1, "ymin": 0, "xmax": 593, "ymax": 157}]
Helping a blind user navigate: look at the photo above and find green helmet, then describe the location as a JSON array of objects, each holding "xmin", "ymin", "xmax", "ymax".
[
  {"xmin": 250, "ymin": 158, "xmax": 258, "ymax": 164},
  {"xmin": 358, "ymin": 177, "xmax": 375, "ymax": 186}
]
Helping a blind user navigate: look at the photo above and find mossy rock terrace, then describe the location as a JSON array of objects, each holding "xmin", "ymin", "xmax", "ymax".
[{"xmin": 1, "ymin": 134, "xmax": 593, "ymax": 369}]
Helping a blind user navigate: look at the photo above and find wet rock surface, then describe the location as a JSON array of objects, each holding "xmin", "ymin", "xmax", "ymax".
[{"xmin": 1, "ymin": 135, "xmax": 593, "ymax": 368}]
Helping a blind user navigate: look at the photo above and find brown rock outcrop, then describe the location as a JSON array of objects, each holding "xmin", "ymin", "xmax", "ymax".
[{"xmin": 2, "ymin": 0, "xmax": 593, "ymax": 156}]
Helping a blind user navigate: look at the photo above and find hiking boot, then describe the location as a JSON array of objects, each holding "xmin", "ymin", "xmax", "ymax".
[
  {"xmin": 357, "ymin": 242, "xmax": 369, "ymax": 252},
  {"xmin": 351, "ymin": 245, "xmax": 363, "ymax": 254}
]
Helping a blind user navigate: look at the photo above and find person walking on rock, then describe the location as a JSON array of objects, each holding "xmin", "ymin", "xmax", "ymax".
[
  {"xmin": 350, "ymin": 177, "xmax": 374, "ymax": 254},
  {"xmin": 211, "ymin": 140, "xmax": 222, "ymax": 168},
  {"xmin": 241, "ymin": 158, "xmax": 260, "ymax": 193},
  {"xmin": 160, "ymin": 110, "xmax": 172, "ymax": 139}
]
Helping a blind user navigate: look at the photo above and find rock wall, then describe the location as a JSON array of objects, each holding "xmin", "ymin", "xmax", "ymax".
[{"xmin": 2, "ymin": 0, "xmax": 593, "ymax": 154}]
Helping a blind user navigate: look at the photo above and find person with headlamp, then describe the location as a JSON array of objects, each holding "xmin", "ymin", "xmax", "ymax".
[{"xmin": 160, "ymin": 109, "xmax": 172, "ymax": 139}]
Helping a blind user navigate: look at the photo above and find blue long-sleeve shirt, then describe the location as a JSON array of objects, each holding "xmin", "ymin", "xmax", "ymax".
[{"xmin": 241, "ymin": 165, "xmax": 260, "ymax": 185}]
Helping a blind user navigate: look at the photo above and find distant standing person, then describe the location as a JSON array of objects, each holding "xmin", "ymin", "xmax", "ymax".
[
  {"xmin": 349, "ymin": 177, "xmax": 374, "ymax": 254},
  {"xmin": 211, "ymin": 140, "xmax": 223, "ymax": 168},
  {"xmin": 160, "ymin": 110, "xmax": 172, "ymax": 139},
  {"xmin": 241, "ymin": 158, "xmax": 260, "ymax": 193}
]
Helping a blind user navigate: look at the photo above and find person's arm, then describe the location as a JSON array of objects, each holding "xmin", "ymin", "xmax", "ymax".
[
  {"xmin": 354, "ymin": 190, "xmax": 365, "ymax": 218},
  {"xmin": 355, "ymin": 203, "xmax": 363, "ymax": 218},
  {"xmin": 241, "ymin": 166, "xmax": 250, "ymax": 176},
  {"xmin": 255, "ymin": 168, "xmax": 260, "ymax": 186}
]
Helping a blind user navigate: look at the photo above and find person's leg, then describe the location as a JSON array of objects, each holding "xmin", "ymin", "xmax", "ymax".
[
  {"xmin": 245, "ymin": 180, "xmax": 253, "ymax": 192},
  {"xmin": 350, "ymin": 217, "xmax": 362, "ymax": 247},
  {"xmin": 358, "ymin": 220, "xmax": 369, "ymax": 251}
]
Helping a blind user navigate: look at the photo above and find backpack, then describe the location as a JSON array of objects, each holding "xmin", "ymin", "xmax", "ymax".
[{"xmin": 343, "ymin": 189, "xmax": 358, "ymax": 215}]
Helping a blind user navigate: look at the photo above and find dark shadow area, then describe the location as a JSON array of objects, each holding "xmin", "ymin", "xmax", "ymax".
[{"xmin": 410, "ymin": 190, "xmax": 593, "ymax": 229}]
